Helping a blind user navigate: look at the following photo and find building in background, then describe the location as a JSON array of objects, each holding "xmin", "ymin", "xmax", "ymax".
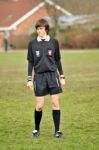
[{"xmin": 0, "ymin": 0, "xmax": 71, "ymax": 50}]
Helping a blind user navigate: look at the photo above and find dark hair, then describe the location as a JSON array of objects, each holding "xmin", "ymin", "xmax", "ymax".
[{"xmin": 35, "ymin": 19, "xmax": 50, "ymax": 34}]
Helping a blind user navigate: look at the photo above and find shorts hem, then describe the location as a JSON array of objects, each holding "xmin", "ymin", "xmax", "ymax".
[
  {"xmin": 34, "ymin": 93, "xmax": 48, "ymax": 97},
  {"xmin": 34, "ymin": 91, "xmax": 62, "ymax": 97},
  {"xmin": 50, "ymin": 90, "xmax": 62, "ymax": 95}
]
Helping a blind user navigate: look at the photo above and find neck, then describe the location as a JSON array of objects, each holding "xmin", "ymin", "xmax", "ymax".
[{"xmin": 40, "ymin": 34, "xmax": 47, "ymax": 39}]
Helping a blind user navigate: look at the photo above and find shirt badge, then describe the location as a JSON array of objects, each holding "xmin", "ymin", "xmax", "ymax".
[
  {"xmin": 36, "ymin": 51, "xmax": 40, "ymax": 57},
  {"xmin": 48, "ymin": 50, "xmax": 52, "ymax": 56}
]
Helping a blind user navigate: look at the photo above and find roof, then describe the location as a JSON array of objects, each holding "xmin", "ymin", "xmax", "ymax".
[
  {"xmin": 0, "ymin": 0, "xmax": 43, "ymax": 27},
  {"xmin": 0, "ymin": 0, "xmax": 72, "ymax": 31}
]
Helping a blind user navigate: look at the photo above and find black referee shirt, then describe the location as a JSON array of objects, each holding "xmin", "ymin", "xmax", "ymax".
[{"xmin": 27, "ymin": 36, "xmax": 63, "ymax": 75}]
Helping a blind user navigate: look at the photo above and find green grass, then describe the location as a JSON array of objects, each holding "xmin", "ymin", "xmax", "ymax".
[{"xmin": 0, "ymin": 50, "xmax": 99, "ymax": 150}]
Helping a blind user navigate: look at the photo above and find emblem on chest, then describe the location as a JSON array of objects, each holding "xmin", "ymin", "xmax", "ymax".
[
  {"xmin": 36, "ymin": 51, "xmax": 40, "ymax": 57},
  {"xmin": 48, "ymin": 50, "xmax": 52, "ymax": 56}
]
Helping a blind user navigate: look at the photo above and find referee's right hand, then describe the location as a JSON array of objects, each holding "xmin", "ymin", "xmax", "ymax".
[{"xmin": 27, "ymin": 81, "xmax": 33, "ymax": 90}]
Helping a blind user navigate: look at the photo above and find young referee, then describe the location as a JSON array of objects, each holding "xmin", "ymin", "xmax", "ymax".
[{"xmin": 27, "ymin": 19, "xmax": 65, "ymax": 138}]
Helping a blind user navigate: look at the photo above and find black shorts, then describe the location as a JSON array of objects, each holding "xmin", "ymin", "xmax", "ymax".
[{"xmin": 33, "ymin": 72, "xmax": 62, "ymax": 96}]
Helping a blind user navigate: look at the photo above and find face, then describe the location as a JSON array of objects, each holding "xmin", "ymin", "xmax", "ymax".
[{"xmin": 36, "ymin": 26, "xmax": 47, "ymax": 38}]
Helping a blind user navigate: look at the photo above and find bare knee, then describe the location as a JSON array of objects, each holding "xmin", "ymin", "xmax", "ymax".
[
  {"xmin": 51, "ymin": 101, "xmax": 60, "ymax": 110},
  {"xmin": 36, "ymin": 104, "xmax": 43, "ymax": 111},
  {"xmin": 51, "ymin": 94, "xmax": 60, "ymax": 110},
  {"xmin": 35, "ymin": 97, "xmax": 44, "ymax": 111}
]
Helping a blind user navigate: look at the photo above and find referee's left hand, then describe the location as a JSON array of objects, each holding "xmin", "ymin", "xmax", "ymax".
[
  {"xmin": 27, "ymin": 81, "xmax": 33, "ymax": 90},
  {"xmin": 60, "ymin": 79, "xmax": 65, "ymax": 87}
]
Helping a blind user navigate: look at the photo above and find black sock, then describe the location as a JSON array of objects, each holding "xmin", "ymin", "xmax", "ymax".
[
  {"xmin": 52, "ymin": 110, "xmax": 60, "ymax": 133},
  {"xmin": 34, "ymin": 110, "xmax": 42, "ymax": 131}
]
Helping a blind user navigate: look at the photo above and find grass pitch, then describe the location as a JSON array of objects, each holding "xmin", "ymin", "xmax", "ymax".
[{"xmin": 0, "ymin": 50, "xmax": 99, "ymax": 150}]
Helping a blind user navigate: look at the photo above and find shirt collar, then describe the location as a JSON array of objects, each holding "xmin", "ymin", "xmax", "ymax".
[{"xmin": 37, "ymin": 35, "xmax": 50, "ymax": 42}]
